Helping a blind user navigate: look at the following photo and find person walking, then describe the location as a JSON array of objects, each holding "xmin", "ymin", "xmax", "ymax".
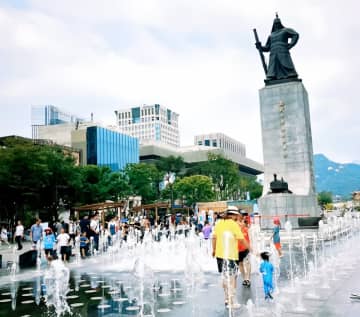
[
  {"xmin": 212, "ymin": 206, "xmax": 248, "ymax": 309},
  {"xmin": 15, "ymin": 220, "xmax": 24, "ymax": 250},
  {"xmin": 237, "ymin": 213, "xmax": 251, "ymax": 287},
  {"xmin": 30, "ymin": 219, "xmax": 43, "ymax": 249},
  {"xmin": 260, "ymin": 251, "xmax": 274, "ymax": 300}
]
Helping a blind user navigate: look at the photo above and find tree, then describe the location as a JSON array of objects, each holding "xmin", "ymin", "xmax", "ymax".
[
  {"xmin": 125, "ymin": 163, "xmax": 161, "ymax": 204},
  {"xmin": 318, "ymin": 191, "xmax": 333, "ymax": 207},
  {"xmin": 238, "ymin": 175, "xmax": 263, "ymax": 200},
  {"xmin": 0, "ymin": 137, "xmax": 80, "ymax": 222},
  {"xmin": 188, "ymin": 153, "xmax": 240, "ymax": 200},
  {"xmin": 156, "ymin": 155, "xmax": 185, "ymax": 175},
  {"xmin": 173, "ymin": 175, "xmax": 215, "ymax": 206}
]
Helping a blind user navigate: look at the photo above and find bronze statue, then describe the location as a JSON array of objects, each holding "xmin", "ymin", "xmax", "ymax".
[{"xmin": 254, "ymin": 14, "xmax": 300, "ymax": 85}]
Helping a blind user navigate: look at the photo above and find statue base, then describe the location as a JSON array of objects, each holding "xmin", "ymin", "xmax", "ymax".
[
  {"xmin": 258, "ymin": 193, "xmax": 318, "ymax": 228},
  {"xmin": 258, "ymin": 81, "xmax": 319, "ymax": 228}
]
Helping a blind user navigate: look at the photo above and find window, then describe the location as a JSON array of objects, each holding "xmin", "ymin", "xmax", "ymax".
[{"xmin": 204, "ymin": 139, "xmax": 210, "ymax": 146}]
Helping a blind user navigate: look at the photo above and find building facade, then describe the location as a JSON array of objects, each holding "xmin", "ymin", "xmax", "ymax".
[
  {"xmin": 72, "ymin": 126, "xmax": 139, "ymax": 171},
  {"xmin": 31, "ymin": 105, "xmax": 84, "ymax": 139},
  {"xmin": 194, "ymin": 133, "xmax": 246, "ymax": 157},
  {"xmin": 139, "ymin": 141, "xmax": 263, "ymax": 177},
  {"xmin": 115, "ymin": 104, "xmax": 180, "ymax": 147}
]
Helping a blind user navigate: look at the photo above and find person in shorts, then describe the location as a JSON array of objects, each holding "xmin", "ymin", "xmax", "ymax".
[
  {"xmin": 272, "ymin": 217, "xmax": 282, "ymax": 257},
  {"xmin": 212, "ymin": 206, "xmax": 248, "ymax": 308},
  {"xmin": 57, "ymin": 228, "xmax": 70, "ymax": 262},
  {"xmin": 237, "ymin": 212, "xmax": 251, "ymax": 287}
]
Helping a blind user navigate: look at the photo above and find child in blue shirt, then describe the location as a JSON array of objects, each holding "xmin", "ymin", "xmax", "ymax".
[
  {"xmin": 260, "ymin": 251, "xmax": 274, "ymax": 300},
  {"xmin": 43, "ymin": 228, "xmax": 56, "ymax": 258},
  {"xmin": 80, "ymin": 231, "xmax": 89, "ymax": 258}
]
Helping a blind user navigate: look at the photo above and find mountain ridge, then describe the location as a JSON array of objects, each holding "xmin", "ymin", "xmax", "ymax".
[{"xmin": 314, "ymin": 153, "xmax": 360, "ymax": 198}]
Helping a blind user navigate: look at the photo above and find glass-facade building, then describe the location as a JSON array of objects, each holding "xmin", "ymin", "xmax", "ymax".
[
  {"xmin": 31, "ymin": 105, "xmax": 84, "ymax": 139},
  {"xmin": 86, "ymin": 126, "xmax": 139, "ymax": 171}
]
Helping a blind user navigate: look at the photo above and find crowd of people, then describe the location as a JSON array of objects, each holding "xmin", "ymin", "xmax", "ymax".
[{"xmin": 1, "ymin": 207, "xmax": 283, "ymax": 308}]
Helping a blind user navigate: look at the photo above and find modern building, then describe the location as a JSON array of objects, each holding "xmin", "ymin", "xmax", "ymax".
[
  {"xmin": 139, "ymin": 141, "xmax": 263, "ymax": 177},
  {"xmin": 31, "ymin": 105, "xmax": 84, "ymax": 139},
  {"xmin": 115, "ymin": 104, "xmax": 180, "ymax": 147},
  {"xmin": 71, "ymin": 125, "xmax": 139, "ymax": 171},
  {"xmin": 194, "ymin": 133, "xmax": 246, "ymax": 157}
]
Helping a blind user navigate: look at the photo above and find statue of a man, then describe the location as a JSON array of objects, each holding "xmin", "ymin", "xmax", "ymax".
[{"xmin": 256, "ymin": 14, "xmax": 299, "ymax": 82}]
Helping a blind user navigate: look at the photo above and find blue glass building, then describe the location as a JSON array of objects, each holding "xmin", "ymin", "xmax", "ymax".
[{"xmin": 86, "ymin": 126, "xmax": 139, "ymax": 171}]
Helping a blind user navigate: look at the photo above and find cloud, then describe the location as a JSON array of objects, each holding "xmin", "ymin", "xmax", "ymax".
[{"xmin": 0, "ymin": 0, "xmax": 359, "ymax": 164}]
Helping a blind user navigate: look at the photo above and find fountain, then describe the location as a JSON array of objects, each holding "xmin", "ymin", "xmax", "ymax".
[
  {"xmin": 43, "ymin": 258, "xmax": 71, "ymax": 316},
  {"xmin": 1, "ymin": 212, "xmax": 360, "ymax": 317}
]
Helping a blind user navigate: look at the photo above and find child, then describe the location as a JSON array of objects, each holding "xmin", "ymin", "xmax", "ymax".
[
  {"xmin": 0, "ymin": 227, "xmax": 10, "ymax": 248},
  {"xmin": 57, "ymin": 228, "xmax": 70, "ymax": 262},
  {"xmin": 79, "ymin": 231, "xmax": 89, "ymax": 258},
  {"xmin": 43, "ymin": 228, "xmax": 56, "ymax": 258},
  {"xmin": 272, "ymin": 217, "xmax": 282, "ymax": 257},
  {"xmin": 260, "ymin": 251, "xmax": 274, "ymax": 300}
]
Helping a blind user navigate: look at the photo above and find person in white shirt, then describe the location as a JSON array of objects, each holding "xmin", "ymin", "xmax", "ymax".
[
  {"xmin": 0, "ymin": 227, "xmax": 10, "ymax": 247},
  {"xmin": 15, "ymin": 220, "xmax": 24, "ymax": 250},
  {"xmin": 57, "ymin": 228, "xmax": 70, "ymax": 262},
  {"xmin": 90, "ymin": 214, "xmax": 100, "ymax": 251}
]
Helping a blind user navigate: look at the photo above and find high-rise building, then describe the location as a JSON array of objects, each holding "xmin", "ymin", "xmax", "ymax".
[
  {"xmin": 194, "ymin": 133, "xmax": 246, "ymax": 157},
  {"xmin": 31, "ymin": 105, "xmax": 84, "ymax": 139},
  {"xmin": 115, "ymin": 104, "xmax": 180, "ymax": 147}
]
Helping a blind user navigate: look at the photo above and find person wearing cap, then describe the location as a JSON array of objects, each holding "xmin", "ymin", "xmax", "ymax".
[
  {"xmin": 43, "ymin": 228, "xmax": 56, "ymax": 259},
  {"xmin": 212, "ymin": 206, "xmax": 249, "ymax": 308}
]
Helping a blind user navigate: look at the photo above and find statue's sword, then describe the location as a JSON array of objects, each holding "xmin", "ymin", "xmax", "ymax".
[{"xmin": 253, "ymin": 28, "xmax": 268, "ymax": 75}]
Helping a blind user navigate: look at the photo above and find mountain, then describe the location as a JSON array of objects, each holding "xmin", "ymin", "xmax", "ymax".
[{"xmin": 314, "ymin": 154, "xmax": 360, "ymax": 198}]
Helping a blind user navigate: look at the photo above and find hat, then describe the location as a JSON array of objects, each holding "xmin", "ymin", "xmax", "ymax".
[
  {"xmin": 240, "ymin": 210, "xmax": 248, "ymax": 216},
  {"xmin": 226, "ymin": 206, "xmax": 240, "ymax": 215},
  {"xmin": 273, "ymin": 217, "xmax": 280, "ymax": 224}
]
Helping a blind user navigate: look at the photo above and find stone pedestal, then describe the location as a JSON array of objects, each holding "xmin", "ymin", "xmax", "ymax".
[{"xmin": 258, "ymin": 81, "xmax": 319, "ymax": 227}]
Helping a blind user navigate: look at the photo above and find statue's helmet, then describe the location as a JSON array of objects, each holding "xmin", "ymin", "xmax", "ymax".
[{"xmin": 271, "ymin": 13, "xmax": 284, "ymax": 32}]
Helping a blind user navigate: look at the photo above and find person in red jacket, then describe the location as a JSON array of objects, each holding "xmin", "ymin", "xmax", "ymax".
[{"xmin": 237, "ymin": 212, "xmax": 251, "ymax": 287}]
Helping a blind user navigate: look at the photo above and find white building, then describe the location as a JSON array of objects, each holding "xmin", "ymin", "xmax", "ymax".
[
  {"xmin": 115, "ymin": 104, "xmax": 180, "ymax": 147},
  {"xmin": 194, "ymin": 133, "xmax": 246, "ymax": 157}
]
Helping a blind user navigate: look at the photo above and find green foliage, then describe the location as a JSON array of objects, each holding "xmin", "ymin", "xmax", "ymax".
[
  {"xmin": 173, "ymin": 175, "xmax": 215, "ymax": 206},
  {"xmin": 0, "ymin": 138, "xmax": 79, "ymax": 221},
  {"xmin": 125, "ymin": 163, "xmax": 161, "ymax": 204},
  {"xmin": 76, "ymin": 166, "xmax": 130, "ymax": 204},
  {"xmin": 317, "ymin": 191, "xmax": 333, "ymax": 206},
  {"xmin": 0, "ymin": 138, "xmax": 263, "ymax": 223},
  {"xmin": 156, "ymin": 155, "xmax": 185, "ymax": 175},
  {"xmin": 186, "ymin": 153, "xmax": 263, "ymax": 201}
]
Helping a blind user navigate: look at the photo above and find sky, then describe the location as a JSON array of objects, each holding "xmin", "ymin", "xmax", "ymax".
[{"xmin": 0, "ymin": 0, "xmax": 359, "ymax": 164}]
